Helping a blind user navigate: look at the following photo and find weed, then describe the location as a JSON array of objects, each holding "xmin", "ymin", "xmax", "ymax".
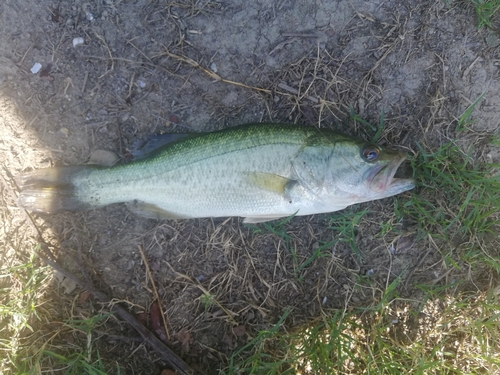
[
  {"xmin": 224, "ymin": 308, "xmax": 291, "ymax": 374},
  {"xmin": 224, "ymin": 289, "xmax": 500, "ymax": 374},
  {"xmin": 199, "ymin": 293, "xmax": 217, "ymax": 310},
  {"xmin": 33, "ymin": 349, "xmax": 113, "ymax": 375},
  {"xmin": 348, "ymin": 107, "xmax": 385, "ymax": 142},
  {"xmin": 328, "ymin": 209, "xmax": 368, "ymax": 260},
  {"xmin": 296, "ymin": 240, "xmax": 336, "ymax": 277},
  {"xmin": 0, "ymin": 249, "xmax": 50, "ymax": 373},
  {"xmin": 248, "ymin": 214, "xmax": 299, "ymax": 272},
  {"xmin": 471, "ymin": 0, "xmax": 500, "ymax": 28},
  {"xmin": 26, "ymin": 313, "xmax": 117, "ymax": 375},
  {"xmin": 455, "ymin": 93, "xmax": 484, "ymax": 132},
  {"xmin": 403, "ymin": 141, "xmax": 500, "ymax": 239},
  {"xmin": 0, "ymin": 244, "xmax": 119, "ymax": 374},
  {"xmin": 226, "ymin": 103, "xmax": 500, "ymax": 374}
]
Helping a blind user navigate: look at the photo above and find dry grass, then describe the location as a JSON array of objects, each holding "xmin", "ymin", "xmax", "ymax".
[{"xmin": 1, "ymin": 0, "xmax": 500, "ymax": 374}]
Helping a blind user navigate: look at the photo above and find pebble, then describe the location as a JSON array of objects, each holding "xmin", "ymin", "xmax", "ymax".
[
  {"xmin": 486, "ymin": 32, "xmax": 500, "ymax": 47},
  {"xmin": 72, "ymin": 37, "xmax": 84, "ymax": 48},
  {"xmin": 58, "ymin": 127, "xmax": 69, "ymax": 137},
  {"xmin": 30, "ymin": 62, "xmax": 42, "ymax": 74},
  {"xmin": 89, "ymin": 149, "xmax": 119, "ymax": 167}
]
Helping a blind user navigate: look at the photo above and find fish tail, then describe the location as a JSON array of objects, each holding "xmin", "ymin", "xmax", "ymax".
[{"xmin": 17, "ymin": 166, "xmax": 92, "ymax": 213}]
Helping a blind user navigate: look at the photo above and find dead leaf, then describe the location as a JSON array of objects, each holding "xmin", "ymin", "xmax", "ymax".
[
  {"xmin": 174, "ymin": 329, "xmax": 191, "ymax": 353},
  {"xmin": 396, "ymin": 234, "xmax": 416, "ymax": 253},
  {"xmin": 63, "ymin": 333, "xmax": 74, "ymax": 345},
  {"xmin": 150, "ymin": 301, "xmax": 168, "ymax": 343},
  {"xmin": 233, "ymin": 325, "xmax": 246, "ymax": 337},
  {"xmin": 160, "ymin": 370, "xmax": 178, "ymax": 375},
  {"xmin": 150, "ymin": 301, "xmax": 162, "ymax": 331},
  {"xmin": 78, "ymin": 291, "xmax": 91, "ymax": 304},
  {"xmin": 40, "ymin": 63, "xmax": 52, "ymax": 78},
  {"xmin": 223, "ymin": 333, "xmax": 234, "ymax": 348}
]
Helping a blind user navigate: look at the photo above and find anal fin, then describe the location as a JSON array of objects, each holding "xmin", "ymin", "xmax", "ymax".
[
  {"xmin": 126, "ymin": 200, "xmax": 189, "ymax": 220},
  {"xmin": 243, "ymin": 215, "xmax": 288, "ymax": 224}
]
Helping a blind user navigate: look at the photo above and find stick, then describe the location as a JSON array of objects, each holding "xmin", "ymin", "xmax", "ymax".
[
  {"xmin": 138, "ymin": 245, "xmax": 171, "ymax": 340},
  {"xmin": 34, "ymin": 247, "xmax": 193, "ymax": 375}
]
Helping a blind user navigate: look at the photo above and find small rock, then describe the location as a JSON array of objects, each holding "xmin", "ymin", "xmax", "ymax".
[
  {"xmin": 61, "ymin": 277, "xmax": 77, "ymax": 294},
  {"xmin": 210, "ymin": 62, "xmax": 218, "ymax": 73},
  {"xmin": 89, "ymin": 149, "xmax": 119, "ymax": 167},
  {"xmin": 53, "ymin": 269, "xmax": 65, "ymax": 282},
  {"xmin": 72, "ymin": 37, "xmax": 84, "ymax": 48},
  {"xmin": 486, "ymin": 32, "xmax": 500, "ymax": 47}
]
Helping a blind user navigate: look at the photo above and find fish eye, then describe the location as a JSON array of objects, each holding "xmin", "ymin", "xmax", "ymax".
[{"xmin": 361, "ymin": 145, "xmax": 381, "ymax": 162}]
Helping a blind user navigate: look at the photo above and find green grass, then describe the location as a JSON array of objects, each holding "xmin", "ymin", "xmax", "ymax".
[
  {"xmin": 21, "ymin": 313, "xmax": 117, "ymax": 375},
  {"xmin": 29, "ymin": 348, "xmax": 114, "ymax": 375},
  {"xmin": 470, "ymin": 0, "xmax": 500, "ymax": 28},
  {"xmin": 0, "ymin": 246, "xmax": 118, "ymax": 375},
  {"xmin": 402, "ymin": 141, "xmax": 500, "ymax": 239},
  {"xmin": 224, "ymin": 308, "xmax": 292, "ymax": 374},
  {"xmin": 224, "ymin": 288, "xmax": 500, "ymax": 374},
  {"xmin": 225, "ymin": 104, "xmax": 500, "ymax": 374},
  {"xmin": 4, "ymin": 100, "xmax": 500, "ymax": 374},
  {"xmin": 328, "ymin": 209, "xmax": 367, "ymax": 261},
  {"xmin": 0, "ymin": 250, "xmax": 50, "ymax": 373},
  {"xmin": 250, "ymin": 208, "xmax": 367, "ymax": 280}
]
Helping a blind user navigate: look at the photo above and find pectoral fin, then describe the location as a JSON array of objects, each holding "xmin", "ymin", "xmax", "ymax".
[
  {"xmin": 126, "ymin": 200, "xmax": 189, "ymax": 220},
  {"xmin": 245, "ymin": 172, "xmax": 295, "ymax": 196}
]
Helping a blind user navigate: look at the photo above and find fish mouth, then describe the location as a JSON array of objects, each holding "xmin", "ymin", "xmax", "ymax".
[{"xmin": 367, "ymin": 152, "xmax": 415, "ymax": 194}]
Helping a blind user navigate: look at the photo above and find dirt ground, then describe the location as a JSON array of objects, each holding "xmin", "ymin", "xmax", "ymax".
[{"xmin": 1, "ymin": 0, "xmax": 499, "ymax": 374}]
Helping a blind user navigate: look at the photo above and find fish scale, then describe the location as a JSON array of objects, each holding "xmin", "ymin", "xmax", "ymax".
[{"xmin": 17, "ymin": 123, "xmax": 415, "ymax": 223}]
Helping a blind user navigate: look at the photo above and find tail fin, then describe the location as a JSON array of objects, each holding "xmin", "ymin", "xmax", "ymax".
[{"xmin": 17, "ymin": 167, "xmax": 92, "ymax": 213}]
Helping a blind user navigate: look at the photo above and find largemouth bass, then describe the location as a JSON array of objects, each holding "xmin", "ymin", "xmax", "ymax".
[{"xmin": 17, "ymin": 123, "xmax": 414, "ymax": 223}]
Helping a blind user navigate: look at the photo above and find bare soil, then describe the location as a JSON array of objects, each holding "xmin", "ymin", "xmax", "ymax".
[{"xmin": 1, "ymin": 0, "xmax": 499, "ymax": 373}]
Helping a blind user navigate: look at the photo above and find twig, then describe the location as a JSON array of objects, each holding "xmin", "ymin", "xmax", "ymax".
[
  {"xmin": 162, "ymin": 48, "xmax": 272, "ymax": 94},
  {"xmin": 462, "ymin": 56, "xmax": 481, "ymax": 80},
  {"xmin": 138, "ymin": 245, "xmax": 171, "ymax": 340},
  {"xmin": 277, "ymin": 82, "xmax": 319, "ymax": 103},
  {"xmin": 81, "ymin": 71, "xmax": 89, "ymax": 94},
  {"xmin": 93, "ymin": 32, "xmax": 115, "ymax": 79},
  {"xmin": 34, "ymin": 247, "xmax": 192, "ymax": 375}
]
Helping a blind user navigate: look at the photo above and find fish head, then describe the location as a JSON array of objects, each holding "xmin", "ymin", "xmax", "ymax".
[{"xmin": 324, "ymin": 140, "xmax": 415, "ymax": 204}]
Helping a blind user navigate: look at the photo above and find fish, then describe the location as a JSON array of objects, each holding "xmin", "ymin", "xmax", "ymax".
[{"xmin": 17, "ymin": 123, "xmax": 415, "ymax": 223}]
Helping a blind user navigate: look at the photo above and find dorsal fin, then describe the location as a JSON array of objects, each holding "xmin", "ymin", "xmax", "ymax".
[{"xmin": 129, "ymin": 133, "xmax": 194, "ymax": 160}]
